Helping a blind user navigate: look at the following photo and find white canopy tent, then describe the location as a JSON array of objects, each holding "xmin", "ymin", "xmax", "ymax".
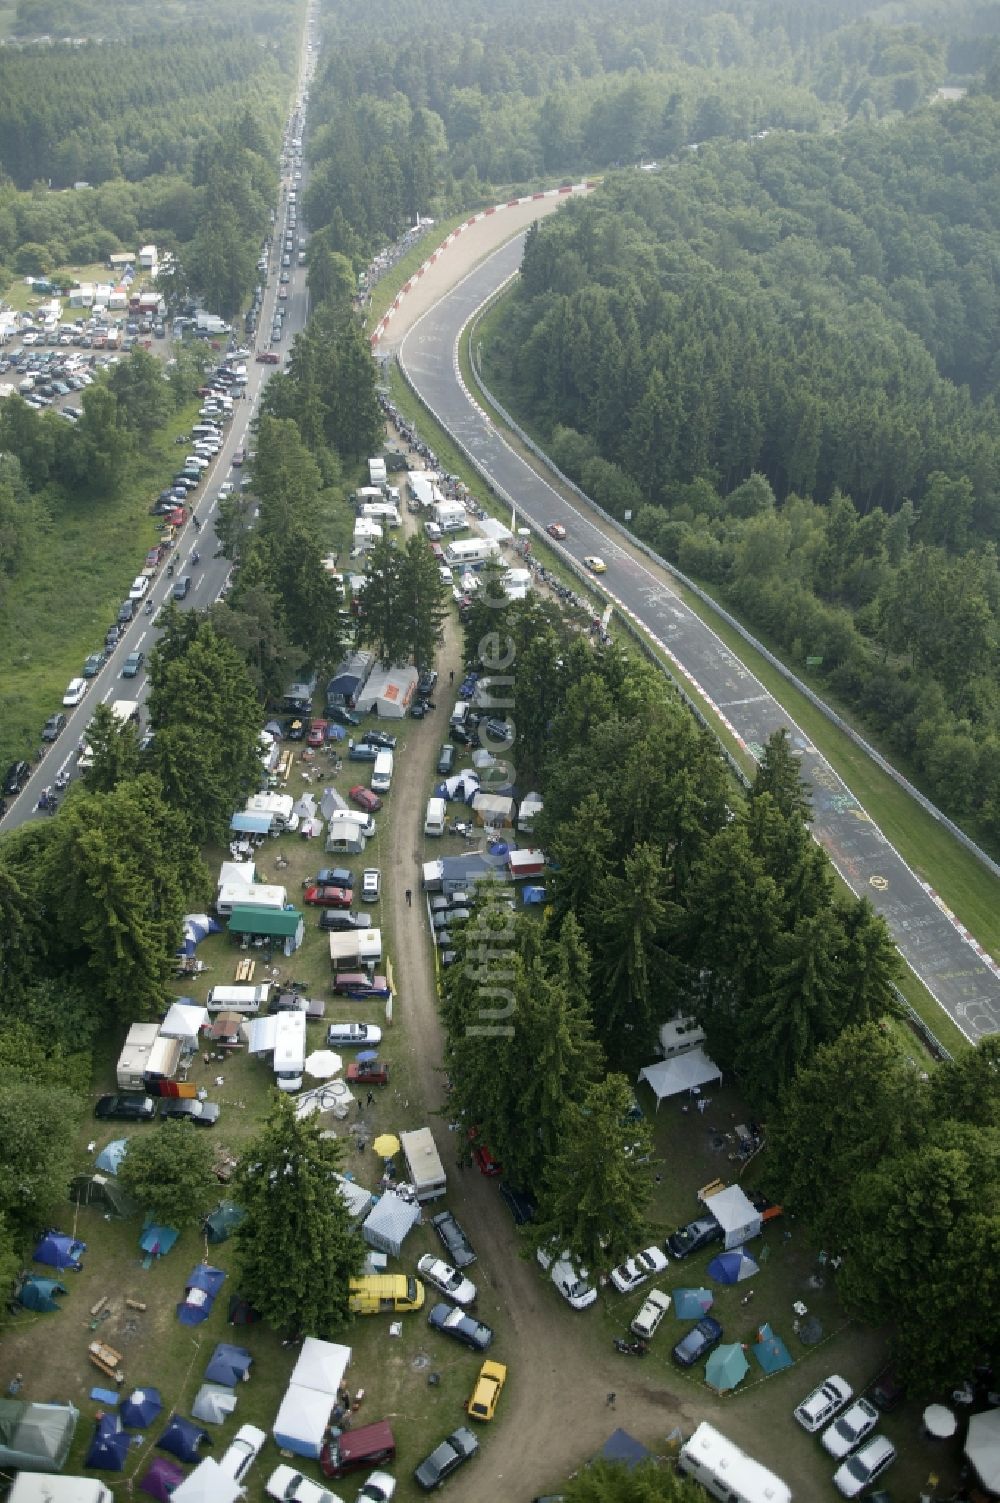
[
  {"xmin": 291, "ymin": 1336, "xmax": 351, "ymax": 1396},
  {"xmin": 363, "ymin": 1192, "xmax": 422, "ymax": 1257},
  {"xmin": 637, "ymin": 1048, "xmax": 722, "ymax": 1110},
  {"xmin": 160, "ymin": 1003, "xmax": 208, "ymax": 1042},
  {"xmin": 172, "ymin": 1458, "xmax": 244, "ymax": 1503},
  {"xmin": 702, "ymin": 1184, "xmax": 762, "ymax": 1250},
  {"xmin": 272, "ymin": 1338, "xmax": 352, "ymax": 1459}
]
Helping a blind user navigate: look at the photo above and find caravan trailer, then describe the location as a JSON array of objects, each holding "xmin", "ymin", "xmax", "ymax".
[{"xmin": 678, "ymin": 1423, "xmax": 791, "ymax": 1503}]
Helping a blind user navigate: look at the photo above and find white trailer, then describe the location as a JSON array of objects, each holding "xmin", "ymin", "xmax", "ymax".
[
  {"xmin": 206, "ymin": 983, "xmax": 272, "ymax": 1015},
  {"xmin": 678, "ymin": 1423, "xmax": 792, "ymax": 1503},
  {"xmin": 328, "ymin": 929, "xmax": 382, "ymax": 968},
  {"xmin": 443, "ymin": 537, "xmax": 500, "ymax": 569},
  {"xmin": 400, "ymin": 1126, "xmax": 447, "ymax": 1202},
  {"xmin": 368, "ymin": 456, "xmax": 387, "ymax": 486},
  {"xmin": 433, "ymin": 499, "xmax": 467, "ymax": 533},
  {"xmin": 216, "ymin": 882, "xmax": 287, "ymax": 916}
]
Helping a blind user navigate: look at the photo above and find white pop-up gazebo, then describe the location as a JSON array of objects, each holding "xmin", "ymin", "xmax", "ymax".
[{"xmin": 637, "ymin": 1048, "xmax": 722, "ymax": 1110}]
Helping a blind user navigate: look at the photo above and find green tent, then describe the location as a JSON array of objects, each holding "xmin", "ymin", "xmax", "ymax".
[
  {"xmin": 204, "ymin": 1202, "xmax": 245, "ymax": 1244},
  {"xmin": 0, "ymin": 1400, "xmax": 79, "ymax": 1473},
  {"xmin": 227, "ymin": 906, "xmax": 304, "ymax": 951},
  {"xmin": 69, "ymin": 1172, "xmax": 138, "ymax": 1220}
]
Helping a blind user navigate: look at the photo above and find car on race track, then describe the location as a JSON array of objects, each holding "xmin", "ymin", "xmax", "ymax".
[
  {"xmin": 417, "ymin": 1254, "xmax": 477, "ymax": 1307},
  {"xmin": 583, "ymin": 555, "xmax": 607, "ymax": 574},
  {"xmin": 427, "ymin": 1302, "xmax": 492, "ymax": 1351},
  {"xmin": 303, "ymin": 884, "xmax": 352, "ymax": 909},
  {"xmin": 413, "ymin": 1426, "xmax": 479, "ymax": 1491},
  {"xmin": 546, "ymin": 522, "xmax": 567, "ymax": 540},
  {"xmin": 610, "ymin": 1245, "xmax": 669, "ymax": 1294}
]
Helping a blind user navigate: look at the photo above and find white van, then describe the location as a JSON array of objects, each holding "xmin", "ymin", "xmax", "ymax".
[
  {"xmin": 206, "ymin": 983, "xmax": 271, "ymax": 1015},
  {"xmin": 371, "ymin": 749, "xmax": 393, "ymax": 793},
  {"xmin": 273, "ymin": 1009, "xmax": 306, "ymax": 1092},
  {"xmin": 678, "ymin": 1423, "xmax": 791, "ymax": 1503},
  {"xmin": 10, "ymin": 1479, "xmax": 113, "ymax": 1503},
  {"xmin": 424, "ymin": 797, "xmax": 446, "ymax": 837}
]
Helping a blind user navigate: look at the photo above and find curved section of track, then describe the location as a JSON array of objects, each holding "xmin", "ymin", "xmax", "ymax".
[{"xmin": 398, "ymin": 231, "xmax": 1000, "ymax": 1044}]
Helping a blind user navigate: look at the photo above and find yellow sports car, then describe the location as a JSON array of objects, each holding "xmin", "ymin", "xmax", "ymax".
[{"xmin": 584, "ymin": 555, "xmax": 607, "ymax": 574}]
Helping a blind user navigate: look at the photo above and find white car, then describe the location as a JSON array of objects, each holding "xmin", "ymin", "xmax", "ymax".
[
  {"xmin": 357, "ymin": 1470, "xmax": 395, "ymax": 1501},
  {"xmin": 833, "ymin": 1434, "xmax": 897, "ymax": 1497},
  {"xmin": 219, "ymin": 1423, "xmax": 267, "ymax": 1482},
  {"xmin": 630, "ymin": 1287, "xmax": 672, "ymax": 1340},
  {"xmin": 609, "ymin": 1245, "xmax": 669, "ymax": 1294},
  {"xmin": 62, "ymin": 677, "xmax": 88, "ymax": 707},
  {"xmin": 537, "ymin": 1244, "xmax": 597, "ymax": 1310},
  {"xmin": 794, "ymin": 1374, "xmax": 854, "ymax": 1433},
  {"xmin": 361, "ymin": 868, "xmax": 381, "ymax": 902},
  {"xmin": 417, "ymin": 1253, "xmax": 477, "ymax": 1307},
  {"xmin": 822, "ymin": 1397, "xmax": 880, "ymax": 1459},
  {"xmin": 266, "ymin": 1464, "xmax": 340, "ymax": 1502},
  {"xmin": 326, "ymin": 1022, "xmax": 382, "ymax": 1047}
]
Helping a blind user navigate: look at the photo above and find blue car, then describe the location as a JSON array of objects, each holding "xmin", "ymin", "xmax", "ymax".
[{"xmin": 672, "ymin": 1316, "xmax": 723, "ymax": 1368}]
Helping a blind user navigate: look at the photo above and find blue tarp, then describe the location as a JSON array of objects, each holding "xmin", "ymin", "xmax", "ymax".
[
  {"xmin": 598, "ymin": 1429, "xmax": 651, "ymax": 1470},
  {"xmin": 230, "ymin": 811, "xmax": 272, "ymax": 834},
  {"xmin": 521, "ymin": 885, "xmax": 546, "ymax": 905},
  {"xmin": 121, "ymin": 1388, "xmax": 163, "ymax": 1429},
  {"xmin": 17, "ymin": 1275, "xmax": 67, "ymax": 1312},
  {"xmin": 156, "ymin": 1414, "xmax": 210, "ymax": 1463},
  {"xmin": 176, "ymin": 1264, "xmax": 226, "ymax": 1325},
  {"xmin": 753, "ymin": 1322, "xmax": 794, "ymax": 1374},
  {"xmin": 204, "ymin": 1344, "xmax": 252, "ymax": 1387},
  {"xmin": 33, "ymin": 1231, "xmax": 86, "ymax": 1271},
  {"xmin": 85, "ymin": 1414, "xmax": 130, "ymax": 1471},
  {"xmin": 95, "ymin": 1138, "xmax": 129, "ymax": 1175}
]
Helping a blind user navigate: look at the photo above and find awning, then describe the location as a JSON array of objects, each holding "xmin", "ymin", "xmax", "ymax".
[{"xmin": 230, "ymin": 811, "xmax": 272, "ymax": 834}]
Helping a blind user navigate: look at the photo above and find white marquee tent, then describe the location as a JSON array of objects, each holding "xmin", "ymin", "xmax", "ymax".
[
  {"xmin": 637, "ymin": 1047, "xmax": 722, "ymax": 1110},
  {"xmin": 701, "ymin": 1184, "xmax": 762, "ymax": 1250},
  {"xmin": 272, "ymin": 1337, "xmax": 351, "ymax": 1459},
  {"xmin": 172, "ymin": 1458, "xmax": 244, "ymax": 1503},
  {"xmin": 160, "ymin": 1002, "xmax": 208, "ymax": 1041}
]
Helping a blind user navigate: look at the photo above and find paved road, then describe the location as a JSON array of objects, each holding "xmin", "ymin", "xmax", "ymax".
[
  {"xmin": 398, "ymin": 232, "xmax": 1000, "ymax": 1044},
  {"xmin": 1, "ymin": 43, "xmax": 316, "ymax": 837}
]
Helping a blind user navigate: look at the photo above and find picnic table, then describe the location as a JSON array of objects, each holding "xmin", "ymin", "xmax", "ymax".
[{"xmin": 234, "ymin": 958, "xmax": 255, "ymax": 983}]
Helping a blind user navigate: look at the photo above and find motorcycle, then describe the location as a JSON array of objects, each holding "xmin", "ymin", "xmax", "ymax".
[
  {"xmin": 54, "ymin": 771, "xmax": 70, "ymax": 792},
  {"xmin": 144, "ymin": 599, "xmax": 154, "ymax": 616},
  {"xmin": 192, "ymin": 515, "xmax": 201, "ymax": 531},
  {"xmin": 613, "ymin": 1337, "xmax": 649, "ymax": 1357},
  {"xmin": 167, "ymin": 561, "xmax": 175, "ymax": 579},
  {"xmin": 191, "ymin": 550, "xmax": 200, "ymax": 566}
]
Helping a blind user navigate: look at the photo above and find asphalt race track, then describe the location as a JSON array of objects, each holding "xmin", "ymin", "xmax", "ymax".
[{"xmin": 397, "ymin": 231, "xmax": 1000, "ymax": 1045}]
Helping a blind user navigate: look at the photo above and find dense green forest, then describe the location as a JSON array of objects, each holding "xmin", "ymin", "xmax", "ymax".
[
  {"xmin": 480, "ymin": 91, "xmax": 1000, "ymax": 846},
  {"xmin": 302, "ymin": 0, "xmax": 1000, "ymax": 252}
]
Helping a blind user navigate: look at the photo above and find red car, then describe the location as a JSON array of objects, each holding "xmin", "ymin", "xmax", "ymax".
[
  {"xmin": 167, "ymin": 506, "xmax": 187, "ymax": 527},
  {"xmin": 302, "ymin": 884, "xmax": 352, "ymax": 909},
  {"xmin": 145, "ymin": 549, "xmax": 161, "ymax": 569},
  {"xmin": 332, "ymin": 972, "xmax": 391, "ymax": 998},
  {"xmin": 467, "ymin": 1128, "xmax": 502, "ymax": 1177},
  {"xmin": 346, "ymin": 1059, "xmax": 390, "ymax": 1086},
  {"xmin": 546, "ymin": 522, "xmax": 567, "ymax": 540},
  {"xmin": 349, "ymin": 785, "xmax": 381, "ymax": 813},
  {"xmin": 307, "ymin": 719, "xmax": 328, "ymax": 748},
  {"xmin": 255, "ymin": 351, "xmax": 280, "ymax": 364}
]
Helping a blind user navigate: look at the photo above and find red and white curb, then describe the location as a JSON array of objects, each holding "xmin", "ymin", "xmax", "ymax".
[{"xmin": 370, "ymin": 183, "xmax": 593, "ymax": 347}]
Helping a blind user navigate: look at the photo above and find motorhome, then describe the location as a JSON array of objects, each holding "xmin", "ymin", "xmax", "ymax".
[
  {"xmin": 216, "ymin": 882, "xmax": 287, "ymax": 917},
  {"xmin": 273, "ymin": 1009, "xmax": 306, "ymax": 1092},
  {"xmin": 206, "ymin": 983, "xmax": 272, "ymax": 1015},
  {"xmin": 371, "ymin": 750, "xmax": 393, "ymax": 793},
  {"xmin": 678, "ymin": 1423, "xmax": 791, "ymax": 1503},
  {"xmin": 443, "ymin": 537, "xmax": 500, "ymax": 569},
  {"xmin": 400, "ymin": 1127, "xmax": 447, "ymax": 1202},
  {"xmin": 424, "ymin": 797, "xmax": 446, "ymax": 837}
]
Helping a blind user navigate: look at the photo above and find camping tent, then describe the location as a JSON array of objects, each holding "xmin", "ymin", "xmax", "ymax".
[
  {"xmin": 140, "ymin": 1220, "xmax": 179, "ymax": 1263},
  {"xmin": 362, "ymin": 1192, "xmax": 422, "ymax": 1257},
  {"xmin": 160, "ymin": 1002, "xmax": 208, "ymax": 1041},
  {"xmin": 203, "ymin": 1203, "xmax": 245, "ymax": 1244},
  {"xmin": 597, "ymin": 1429, "xmax": 652, "ymax": 1469},
  {"xmin": 752, "ymin": 1323, "xmax": 794, "ymax": 1374},
  {"xmin": 121, "ymin": 1389, "xmax": 163, "ymax": 1429},
  {"xmin": 176, "ymin": 1264, "xmax": 226, "ymax": 1325},
  {"xmin": 33, "ymin": 1231, "xmax": 85, "ymax": 1270},
  {"xmin": 140, "ymin": 1458, "xmax": 185, "ymax": 1501},
  {"xmin": 0, "ymin": 1401, "xmax": 79, "ymax": 1472},
  {"xmin": 95, "ymin": 1138, "xmax": 129, "ymax": 1175},
  {"xmin": 705, "ymin": 1343, "xmax": 750, "ymax": 1393},
  {"xmin": 637, "ymin": 1048, "xmax": 723, "ymax": 1109},
  {"xmin": 707, "ymin": 1249, "xmax": 759, "ymax": 1285},
  {"xmin": 69, "ymin": 1173, "xmax": 137, "ymax": 1219},
  {"xmin": 85, "ymin": 1414, "xmax": 130, "ymax": 1471},
  {"xmin": 702, "ymin": 1184, "xmax": 762, "ymax": 1250},
  {"xmin": 354, "ymin": 664, "xmax": 418, "ymax": 719},
  {"xmin": 673, "ymin": 1288, "xmax": 714, "ymax": 1320},
  {"xmin": 180, "ymin": 913, "xmax": 221, "ymax": 954},
  {"xmin": 203, "ymin": 1344, "xmax": 252, "ymax": 1387},
  {"xmin": 334, "ymin": 1172, "xmax": 375, "ymax": 1222},
  {"xmin": 157, "ymin": 1414, "xmax": 210, "ymax": 1463},
  {"xmin": 191, "ymin": 1384, "xmax": 237, "ymax": 1425},
  {"xmin": 227, "ymin": 1295, "xmax": 260, "ymax": 1327},
  {"xmin": 171, "ymin": 1457, "xmax": 244, "ymax": 1503},
  {"xmin": 16, "ymin": 1276, "xmax": 67, "ymax": 1313}
]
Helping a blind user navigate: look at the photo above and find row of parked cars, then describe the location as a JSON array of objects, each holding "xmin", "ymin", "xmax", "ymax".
[{"xmin": 795, "ymin": 1374, "xmax": 899, "ymax": 1497}]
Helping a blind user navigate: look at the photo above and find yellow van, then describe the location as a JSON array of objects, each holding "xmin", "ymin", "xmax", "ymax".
[{"xmin": 348, "ymin": 1275, "xmax": 425, "ymax": 1315}]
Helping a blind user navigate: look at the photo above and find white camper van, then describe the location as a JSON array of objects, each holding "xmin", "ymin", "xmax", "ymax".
[
  {"xmin": 273, "ymin": 1009, "xmax": 306, "ymax": 1092},
  {"xmin": 371, "ymin": 749, "xmax": 393, "ymax": 793},
  {"xmin": 678, "ymin": 1423, "xmax": 792, "ymax": 1503},
  {"xmin": 424, "ymin": 797, "xmax": 446, "ymax": 837},
  {"xmin": 206, "ymin": 984, "xmax": 271, "ymax": 1015}
]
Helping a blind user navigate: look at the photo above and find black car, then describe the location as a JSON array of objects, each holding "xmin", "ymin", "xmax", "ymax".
[
  {"xmin": 160, "ymin": 1099, "xmax": 220, "ymax": 1127},
  {"xmin": 361, "ymin": 730, "xmax": 397, "ymax": 750},
  {"xmin": 430, "ymin": 1209, "xmax": 476, "ymax": 1268},
  {"xmin": 436, "ymin": 743, "xmax": 455, "ymax": 775},
  {"xmin": 41, "ymin": 713, "xmax": 66, "ymax": 742},
  {"xmin": 319, "ymin": 910, "xmax": 372, "ymax": 933},
  {"xmin": 82, "ymin": 653, "xmax": 104, "ymax": 678},
  {"xmin": 117, "ymin": 600, "xmax": 136, "ymax": 626},
  {"xmin": 417, "ymin": 669, "xmax": 438, "ymax": 697},
  {"xmin": 316, "ymin": 867, "xmax": 353, "ymax": 888},
  {"xmin": 3, "ymin": 760, "xmax": 30, "ymax": 796},
  {"xmin": 451, "ymin": 725, "xmax": 474, "ymax": 746},
  {"xmin": 94, "ymin": 1093, "xmax": 157, "ymax": 1122},
  {"xmin": 672, "ymin": 1316, "xmax": 723, "ymax": 1368},
  {"xmin": 499, "ymin": 1181, "xmax": 537, "ymax": 1226},
  {"xmin": 121, "ymin": 651, "xmax": 144, "ymax": 679},
  {"xmin": 427, "ymin": 1301, "xmax": 492, "ymax": 1351},
  {"xmin": 409, "ymin": 700, "xmax": 430, "ymax": 719},
  {"xmin": 665, "ymin": 1214, "xmax": 724, "ymax": 1260},
  {"xmin": 414, "ymin": 1426, "xmax": 479, "ymax": 1491}
]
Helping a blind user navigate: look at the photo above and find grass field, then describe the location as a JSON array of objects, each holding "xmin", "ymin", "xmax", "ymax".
[
  {"xmin": 2, "ymin": 262, "xmax": 115, "ymax": 313},
  {"xmin": 0, "ymin": 400, "xmax": 205, "ymax": 773}
]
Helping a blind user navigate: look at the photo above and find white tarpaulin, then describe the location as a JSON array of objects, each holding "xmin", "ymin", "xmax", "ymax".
[
  {"xmin": 638, "ymin": 1048, "xmax": 723, "ymax": 1110},
  {"xmin": 701, "ymin": 1183, "xmax": 762, "ymax": 1250},
  {"xmin": 247, "ymin": 1016, "xmax": 279, "ymax": 1054},
  {"xmin": 160, "ymin": 1003, "xmax": 208, "ymax": 1041}
]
